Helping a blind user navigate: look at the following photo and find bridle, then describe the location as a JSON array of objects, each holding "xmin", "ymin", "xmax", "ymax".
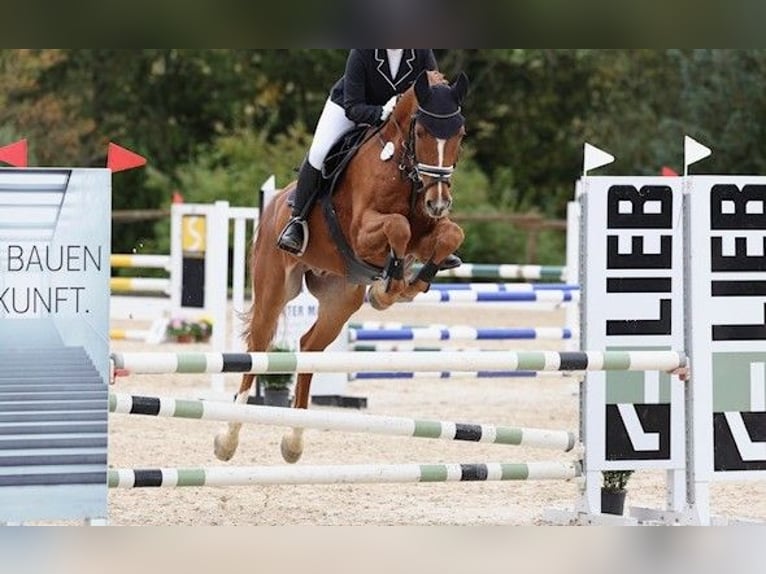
[{"xmin": 398, "ymin": 106, "xmax": 462, "ymax": 214}]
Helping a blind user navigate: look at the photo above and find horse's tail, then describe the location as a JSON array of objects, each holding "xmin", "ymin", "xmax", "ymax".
[
  {"xmin": 238, "ymin": 225, "xmax": 258, "ymax": 344},
  {"xmin": 239, "ymin": 186, "xmax": 285, "ymax": 344},
  {"xmin": 239, "ymin": 202, "xmax": 266, "ymax": 343}
]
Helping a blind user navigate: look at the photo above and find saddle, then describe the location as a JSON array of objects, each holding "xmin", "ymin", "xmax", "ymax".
[
  {"xmin": 321, "ymin": 126, "xmax": 390, "ymax": 284},
  {"xmin": 287, "ymin": 126, "xmax": 370, "ymax": 208},
  {"xmin": 283, "ymin": 126, "xmax": 385, "ymax": 285},
  {"xmin": 321, "ymin": 125, "xmax": 370, "ymax": 184}
]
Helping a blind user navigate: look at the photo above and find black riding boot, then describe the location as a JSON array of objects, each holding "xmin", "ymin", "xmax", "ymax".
[{"xmin": 276, "ymin": 160, "xmax": 322, "ymax": 255}]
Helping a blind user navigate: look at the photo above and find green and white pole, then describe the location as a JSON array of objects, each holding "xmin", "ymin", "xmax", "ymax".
[
  {"xmin": 109, "ymin": 393, "xmax": 577, "ymax": 452},
  {"xmin": 111, "ymin": 350, "xmax": 686, "ymax": 375},
  {"xmin": 108, "ymin": 461, "xmax": 582, "ymax": 488}
]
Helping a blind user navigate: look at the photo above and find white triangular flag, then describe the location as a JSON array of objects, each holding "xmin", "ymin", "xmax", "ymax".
[
  {"xmin": 583, "ymin": 142, "xmax": 615, "ymax": 175},
  {"xmin": 683, "ymin": 136, "xmax": 711, "ymax": 174},
  {"xmin": 260, "ymin": 174, "xmax": 277, "ymax": 209},
  {"xmin": 261, "ymin": 174, "xmax": 276, "ymax": 194}
]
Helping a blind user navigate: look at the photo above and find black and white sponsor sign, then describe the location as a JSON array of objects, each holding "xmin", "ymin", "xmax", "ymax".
[
  {"xmin": 686, "ymin": 177, "xmax": 766, "ymax": 478},
  {"xmin": 582, "ymin": 177, "xmax": 685, "ymax": 471}
]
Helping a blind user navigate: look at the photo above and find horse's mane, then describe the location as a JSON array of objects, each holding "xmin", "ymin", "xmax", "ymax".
[
  {"xmin": 426, "ymin": 70, "xmax": 447, "ymax": 84},
  {"xmin": 392, "ymin": 70, "xmax": 448, "ymax": 122}
]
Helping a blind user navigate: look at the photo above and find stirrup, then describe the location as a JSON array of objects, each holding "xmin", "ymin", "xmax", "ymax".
[{"xmin": 276, "ymin": 218, "xmax": 309, "ymax": 256}]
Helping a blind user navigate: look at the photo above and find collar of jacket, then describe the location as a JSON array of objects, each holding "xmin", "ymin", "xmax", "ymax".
[{"xmin": 374, "ymin": 49, "xmax": 416, "ymax": 91}]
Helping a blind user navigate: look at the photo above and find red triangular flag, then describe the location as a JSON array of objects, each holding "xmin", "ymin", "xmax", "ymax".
[
  {"xmin": 661, "ymin": 166, "xmax": 679, "ymax": 177},
  {"xmin": 0, "ymin": 139, "xmax": 28, "ymax": 167},
  {"xmin": 107, "ymin": 142, "xmax": 147, "ymax": 172}
]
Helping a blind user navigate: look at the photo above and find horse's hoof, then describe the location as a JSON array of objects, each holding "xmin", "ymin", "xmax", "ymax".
[
  {"xmin": 367, "ymin": 289, "xmax": 384, "ymax": 311},
  {"xmin": 368, "ymin": 288, "xmax": 393, "ymax": 311},
  {"xmin": 214, "ymin": 432, "xmax": 238, "ymax": 461},
  {"xmin": 280, "ymin": 435, "xmax": 303, "ymax": 464},
  {"xmin": 369, "ymin": 297, "xmax": 384, "ymax": 311}
]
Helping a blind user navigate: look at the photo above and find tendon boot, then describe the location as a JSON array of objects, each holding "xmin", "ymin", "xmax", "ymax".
[{"xmin": 277, "ymin": 160, "xmax": 322, "ymax": 256}]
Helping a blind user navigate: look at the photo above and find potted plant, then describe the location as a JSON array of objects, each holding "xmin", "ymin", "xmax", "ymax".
[
  {"xmin": 257, "ymin": 344, "xmax": 294, "ymax": 407},
  {"xmin": 601, "ymin": 470, "xmax": 633, "ymax": 515},
  {"xmin": 190, "ymin": 317, "xmax": 213, "ymax": 342},
  {"xmin": 166, "ymin": 318, "xmax": 194, "ymax": 343}
]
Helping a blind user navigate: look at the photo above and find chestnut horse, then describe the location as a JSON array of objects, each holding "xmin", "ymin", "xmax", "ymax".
[{"xmin": 214, "ymin": 70, "xmax": 469, "ymax": 463}]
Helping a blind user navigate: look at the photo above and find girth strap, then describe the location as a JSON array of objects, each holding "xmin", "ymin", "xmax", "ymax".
[{"xmin": 320, "ymin": 195, "xmax": 384, "ymax": 285}]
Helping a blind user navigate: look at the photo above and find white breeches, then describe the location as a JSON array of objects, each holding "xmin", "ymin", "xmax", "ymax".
[{"xmin": 308, "ymin": 98, "xmax": 355, "ymax": 170}]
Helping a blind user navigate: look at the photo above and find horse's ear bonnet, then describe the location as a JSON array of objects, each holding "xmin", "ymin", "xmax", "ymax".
[{"xmin": 414, "ymin": 71, "xmax": 469, "ymax": 139}]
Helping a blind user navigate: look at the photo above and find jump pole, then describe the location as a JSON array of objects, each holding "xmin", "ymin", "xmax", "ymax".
[
  {"xmin": 425, "ymin": 283, "xmax": 580, "ymax": 292},
  {"xmin": 108, "ymin": 461, "xmax": 582, "ymax": 488},
  {"xmin": 348, "ymin": 370, "xmax": 564, "ymax": 380},
  {"xmin": 110, "ymin": 253, "xmax": 171, "ymax": 270},
  {"xmin": 426, "ymin": 263, "xmax": 567, "ymax": 282},
  {"xmin": 109, "ymin": 393, "xmax": 576, "ymax": 452},
  {"xmin": 111, "ymin": 350, "xmax": 685, "ymax": 375},
  {"xmin": 349, "ymin": 326, "xmax": 577, "ymax": 342},
  {"xmin": 381, "ymin": 290, "xmax": 580, "ymax": 304}
]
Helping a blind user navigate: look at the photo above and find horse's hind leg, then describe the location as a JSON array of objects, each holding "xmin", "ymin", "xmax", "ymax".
[
  {"xmin": 280, "ymin": 274, "xmax": 365, "ymax": 463},
  {"xmin": 213, "ymin": 254, "xmax": 304, "ymax": 462}
]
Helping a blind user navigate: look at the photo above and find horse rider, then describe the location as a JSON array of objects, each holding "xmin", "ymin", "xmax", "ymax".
[{"xmin": 276, "ymin": 49, "xmax": 461, "ymax": 270}]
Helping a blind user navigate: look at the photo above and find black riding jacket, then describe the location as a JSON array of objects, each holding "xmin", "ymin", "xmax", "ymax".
[{"xmin": 329, "ymin": 49, "xmax": 438, "ymax": 126}]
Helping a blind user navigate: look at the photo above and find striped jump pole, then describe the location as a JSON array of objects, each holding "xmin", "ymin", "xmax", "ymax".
[
  {"xmin": 110, "ymin": 277, "xmax": 171, "ymax": 295},
  {"xmin": 109, "ymin": 393, "xmax": 577, "ymax": 451},
  {"xmin": 349, "ymin": 371, "xmax": 566, "ymax": 380},
  {"xmin": 350, "ymin": 343, "xmax": 496, "ymax": 352},
  {"xmin": 348, "ymin": 345, "xmax": 576, "ymax": 357},
  {"xmin": 349, "ymin": 326, "xmax": 577, "ymax": 342},
  {"xmin": 427, "ymin": 283, "xmax": 580, "ymax": 292},
  {"xmin": 109, "ymin": 328, "xmax": 150, "ymax": 342},
  {"xmin": 108, "ymin": 461, "xmax": 582, "ymax": 488},
  {"xmin": 383, "ymin": 290, "xmax": 579, "ymax": 304},
  {"xmin": 349, "ymin": 321, "xmax": 449, "ymax": 330},
  {"xmin": 111, "ymin": 350, "xmax": 686, "ymax": 375},
  {"xmin": 110, "ymin": 253, "xmax": 171, "ymax": 270},
  {"xmin": 425, "ymin": 263, "xmax": 567, "ymax": 282}
]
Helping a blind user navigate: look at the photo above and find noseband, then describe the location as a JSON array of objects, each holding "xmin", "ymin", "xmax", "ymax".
[{"xmin": 399, "ymin": 113, "xmax": 460, "ymax": 214}]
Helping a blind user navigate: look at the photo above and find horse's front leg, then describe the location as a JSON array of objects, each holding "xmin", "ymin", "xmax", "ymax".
[
  {"xmin": 402, "ymin": 219, "xmax": 465, "ymax": 300},
  {"xmin": 356, "ymin": 212, "xmax": 411, "ymax": 311}
]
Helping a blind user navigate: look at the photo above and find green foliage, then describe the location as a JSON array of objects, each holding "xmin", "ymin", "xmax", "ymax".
[
  {"xmin": 602, "ymin": 470, "xmax": 634, "ymax": 493},
  {"xmin": 676, "ymin": 50, "xmax": 766, "ymax": 175},
  {"xmin": 458, "ymin": 220, "xmax": 528, "ymax": 264},
  {"xmin": 171, "ymin": 125, "xmax": 311, "ymax": 207},
  {"xmin": 534, "ymin": 228, "xmax": 568, "ymax": 265},
  {"xmin": 450, "ymin": 150, "xmax": 491, "ymax": 209},
  {"xmin": 5, "ymin": 49, "xmax": 766, "ymax": 262},
  {"xmin": 146, "ymin": 124, "xmax": 311, "ymax": 254},
  {"xmin": 451, "ymin": 152, "xmax": 567, "ymax": 265},
  {"xmin": 456, "ymin": 220, "xmax": 566, "ymax": 265}
]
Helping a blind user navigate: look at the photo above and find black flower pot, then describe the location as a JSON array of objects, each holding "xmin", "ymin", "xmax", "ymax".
[{"xmin": 600, "ymin": 488, "xmax": 626, "ymax": 515}]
